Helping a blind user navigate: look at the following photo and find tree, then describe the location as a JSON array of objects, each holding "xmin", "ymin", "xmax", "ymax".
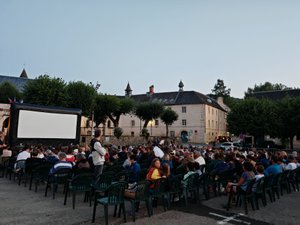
[
  {"xmin": 274, "ymin": 97, "xmax": 300, "ymax": 149},
  {"xmin": 0, "ymin": 81, "xmax": 22, "ymax": 103},
  {"xmin": 65, "ymin": 81, "xmax": 97, "ymax": 116},
  {"xmin": 94, "ymin": 94, "xmax": 134, "ymax": 128},
  {"xmin": 160, "ymin": 108, "xmax": 178, "ymax": 137},
  {"xmin": 23, "ymin": 75, "xmax": 67, "ymax": 107},
  {"xmin": 245, "ymin": 82, "xmax": 291, "ymax": 98},
  {"xmin": 135, "ymin": 102, "xmax": 164, "ymax": 128},
  {"xmin": 211, "ymin": 79, "xmax": 231, "ymax": 98},
  {"xmin": 113, "ymin": 127, "xmax": 123, "ymax": 139},
  {"xmin": 227, "ymin": 98, "xmax": 277, "ymax": 145}
]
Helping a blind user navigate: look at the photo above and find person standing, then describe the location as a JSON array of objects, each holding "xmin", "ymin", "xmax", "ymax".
[{"xmin": 91, "ymin": 129, "xmax": 106, "ymax": 183}]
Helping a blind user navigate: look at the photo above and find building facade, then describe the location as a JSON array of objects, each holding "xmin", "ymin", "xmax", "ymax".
[{"xmin": 105, "ymin": 82, "xmax": 229, "ymax": 144}]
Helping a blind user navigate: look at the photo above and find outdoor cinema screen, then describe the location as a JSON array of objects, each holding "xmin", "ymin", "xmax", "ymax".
[{"xmin": 17, "ymin": 110, "xmax": 78, "ymax": 139}]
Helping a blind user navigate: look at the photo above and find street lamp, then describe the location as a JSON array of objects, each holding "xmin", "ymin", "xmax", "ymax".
[{"xmin": 148, "ymin": 120, "xmax": 155, "ymax": 136}]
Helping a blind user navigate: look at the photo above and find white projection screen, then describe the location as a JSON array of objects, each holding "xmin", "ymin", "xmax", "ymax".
[{"xmin": 17, "ymin": 110, "xmax": 78, "ymax": 139}]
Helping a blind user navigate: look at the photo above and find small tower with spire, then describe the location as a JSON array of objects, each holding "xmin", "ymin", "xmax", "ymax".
[
  {"xmin": 20, "ymin": 68, "xmax": 28, "ymax": 78},
  {"xmin": 125, "ymin": 82, "xmax": 132, "ymax": 97},
  {"xmin": 178, "ymin": 80, "xmax": 184, "ymax": 91}
]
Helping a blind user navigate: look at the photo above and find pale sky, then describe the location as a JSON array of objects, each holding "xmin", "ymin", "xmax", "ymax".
[{"xmin": 1, "ymin": 0, "xmax": 300, "ymax": 98}]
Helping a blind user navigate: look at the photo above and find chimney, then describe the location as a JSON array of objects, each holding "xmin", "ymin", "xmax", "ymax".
[{"xmin": 149, "ymin": 85, "xmax": 154, "ymax": 94}]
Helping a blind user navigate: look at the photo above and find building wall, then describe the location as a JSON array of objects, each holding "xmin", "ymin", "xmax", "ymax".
[
  {"xmin": 116, "ymin": 103, "xmax": 227, "ymax": 143},
  {"xmin": 205, "ymin": 105, "xmax": 227, "ymax": 142}
]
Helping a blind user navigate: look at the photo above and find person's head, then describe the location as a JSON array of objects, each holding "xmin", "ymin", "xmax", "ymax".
[
  {"xmin": 150, "ymin": 158, "xmax": 161, "ymax": 169},
  {"xmin": 94, "ymin": 129, "xmax": 101, "ymax": 138},
  {"xmin": 161, "ymin": 163, "xmax": 170, "ymax": 177},
  {"xmin": 288, "ymin": 155, "xmax": 295, "ymax": 162},
  {"xmin": 58, "ymin": 152, "xmax": 67, "ymax": 161},
  {"xmin": 256, "ymin": 165, "xmax": 264, "ymax": 174},
  {"xmin": 31, "ymin": 149, "xmax": 39, "ymax": 158},
  {"xmin": 163, "ymin": 153, "xmax": 170, "ymax": 161},
  {"xmin": 243, "ymin": 161, "xmax": 254, "ymax": 172},
  {"xmin": 271, "ymin": 155, "xmax": 278, "ymax": 164},
  {"xmin": 129, "ymin": 154, "xmax": 137, "ymax": 163},
  {"xmin": 76, "ymin": 153, "xmax": 86, "ymax": 162},
  {"xmin": 194, "ymin": 162, "xmax": 200, "ymax": 171},
  {"xmin": 23, "ymin": 144, "xmax": 31, "ymax": 152},
  {"xmin": 45, "ymin": 150, "xmax": 53, "ymax": 156},
  {"xmin": 186, "ymin": 161, "xmax": 195, "ymax": 172},
  {"xmin": 239, "ymin": 155, "xmax": 246, "ymax": 162}
]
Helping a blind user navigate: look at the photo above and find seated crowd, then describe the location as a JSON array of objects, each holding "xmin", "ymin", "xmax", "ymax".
[{"xmin": 1, "ymin": 137, "xmax": 300, "ymax": 208}]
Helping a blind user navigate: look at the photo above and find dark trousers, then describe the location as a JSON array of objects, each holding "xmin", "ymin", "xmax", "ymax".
[{"xmin": 94, "ymin": 164, "xmax": 104, "ymax": 183}]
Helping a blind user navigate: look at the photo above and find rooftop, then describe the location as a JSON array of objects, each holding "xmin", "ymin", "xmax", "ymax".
[
  {"xmin": 126, "ymin": 90, "xmax": 226, "ymax": 111},
  {"xmin": 0, "ymin": 74, "xmax": 31, "ymax": 91}
]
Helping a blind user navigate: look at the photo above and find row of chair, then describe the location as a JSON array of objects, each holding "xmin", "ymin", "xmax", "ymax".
[{"xmin": 226, "ymin": 168, "xmax": 300, "ymax": 214}]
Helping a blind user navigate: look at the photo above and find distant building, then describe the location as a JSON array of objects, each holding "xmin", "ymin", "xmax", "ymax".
[
  {"xmin": 0, "ymin": 69, "xmax": 31, "ymax": 92},
  {"xmin": 104, "ymin": 81, "xmax": 229, "ymax": 143}
]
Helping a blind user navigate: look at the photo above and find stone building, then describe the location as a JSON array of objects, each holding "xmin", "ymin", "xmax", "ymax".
[{"xmin": 105, "ymin": 81, "xmax": 229, "ymax": 143}]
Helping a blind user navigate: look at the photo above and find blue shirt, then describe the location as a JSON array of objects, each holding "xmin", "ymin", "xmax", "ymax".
[
  {"xmin": 127, "ymin": 162, "xmax": 141, "ymax": 183},
  {"xmin": 264, "ymin": 163, "xmax": 282, "ymax": 176}
]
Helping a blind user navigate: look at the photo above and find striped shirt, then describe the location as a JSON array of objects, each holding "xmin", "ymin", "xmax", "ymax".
[{"xmin": 49, "ymin": 160, "xmax": 73, "ymax": 174}]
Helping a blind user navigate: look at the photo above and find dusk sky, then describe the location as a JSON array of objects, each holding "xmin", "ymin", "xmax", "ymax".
[{"xmin": 1, "ymin": 0, "xmax": 300, "ymax": 98}]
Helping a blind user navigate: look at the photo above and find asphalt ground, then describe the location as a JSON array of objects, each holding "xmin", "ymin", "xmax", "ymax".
[{"xmin": 1, "ymin": 176, "xmax": 299, "ymax": 225}]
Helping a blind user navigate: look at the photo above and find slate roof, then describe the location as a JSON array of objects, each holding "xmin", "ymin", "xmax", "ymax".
[
  {"xmin": 0, "ymin": 75, "xmax": 32, "ymax": 91},
  {"xmin": 124, "ymin": 90, "xmax": 226, "ymax": 111},
  {"xmin": 20, "ymin": 69, "xmax": 28, "ymax": 78},
  {"xmin": 125, "ymin": 82, "xmax": 132, "ymax": 92},
  {"xmin": 251, "ymin": 89, "xmax": 300, "ymax": 101}
]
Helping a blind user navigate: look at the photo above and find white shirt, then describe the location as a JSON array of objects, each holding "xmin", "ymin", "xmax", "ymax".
[
  {"xmin": 16, "ymin": 150, "xmax": 31, "ymax": 161},
  {"xmin": 195, "ymin": 156, "xmax": 206, "ymax": 165},
  {"xmin": 153, "ymin": 146, "xmax": 164, "ymax": 158},
  {"xmin": 286, "ymin": 162, "xmax": 297, "ymax": 171}
]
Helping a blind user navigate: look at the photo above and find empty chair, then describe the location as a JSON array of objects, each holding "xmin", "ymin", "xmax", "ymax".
[
  {"xmin": 64, "ymin": 173, "xmax": 93, "ymax": 209},
  {"xmin": 92, "ymin": 181, "xmax": 128, "ymax": 224}
]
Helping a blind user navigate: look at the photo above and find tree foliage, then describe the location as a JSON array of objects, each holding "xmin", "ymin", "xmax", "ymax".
[
  {"xmin": 160, "ymin": 107, "xmax": 178, "ymax": 137},
  {"xmin": 211, "ymin": 79, "xmax": 231, "ymax": 97},
  {"xmin": 94, "ymin": 95, "xmax": 134, "ymax": 127},
  {"xmin": 113, "ymin": 127, "xmax": 123, "ymax": 139},
  {"xmin": 0, "ymin": 81, "xmax": 22, "ymax": 103},
  {"xmin": 274, "ymin": 97, "xmax": 300, "ymax": 149},
  {"xmin": 65, "ymin": 81, "xmax": 97, "ymax": 116},
  {"xmin": 245, "ymin": 82, "xmax": 291, "ymax": 98},
  {"xmin": 23, "ymin": 75, "xmax": 67, "ymax": 107},
  {"xmin": 135, "ymin": 102, "xmax": 164, "ymax": 128},
  {"xmin": 227, "ymin": 98, "xmax": 277, "ymax": 145}
]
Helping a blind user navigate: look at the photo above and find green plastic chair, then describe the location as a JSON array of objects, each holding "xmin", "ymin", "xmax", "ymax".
[
  {"xmin": 90, "ymin": 171, "xmax": 114, "ymax": 204},
  {"xmin": 235, "ymin": 179, "xmax": 256, "ymax": 214},
  {"xmin": 168, "ymin": 174, "xmax": 184, "ymax": 204},
  {"xmin": 182, "ymin": 173, "xmax": 200, "ymax": 206},
  {"xmin": 29, "ymin": 163, "xmax": 52, "ymax": 192},
  {"xmin": 271, "ymin": 173, "xmax": 282, "ymax": 200},
  {"xmin": 137, "ymin": 168, "xmax": 148, "ymax": 181},
  {"xmin": 125, "ymin": 180, "xmax": 152, "ymax": 222},
  {"xmin": 13, "ymin": 159, "xmax": 26, "ymax": 185},
  {"xmin": 150, "ymin": 178, "xmax": 170, "ymax": 212},
  {"xmin": 64, "ymin": 173, "xmax": 93, "ymax": 209},
  {"xmin": 253, "ymin": 176, "xmax": 266, "ymax": 209},
  {"xmin": 45, "ymin": 168, "xmax": 72, "ymax": 199},
  {"xmin": 92, "ymin": 181, "xmax": 128, "ymax": 224}
]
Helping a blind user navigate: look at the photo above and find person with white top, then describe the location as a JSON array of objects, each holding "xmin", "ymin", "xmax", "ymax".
[
  {"xmin": 285, "ymin": 156, "xmax": 298, "ymax": 171},
  {"xmin": 16, "ymin": 144, "xmax": 31, "ymax": 161},
  {"xmin": 91, "ymin": 129, "xmax": 106, "ymax": 183},
  {"xmin": 194, "ymin": 151, "xmax": 206, "ymax": 165}
]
